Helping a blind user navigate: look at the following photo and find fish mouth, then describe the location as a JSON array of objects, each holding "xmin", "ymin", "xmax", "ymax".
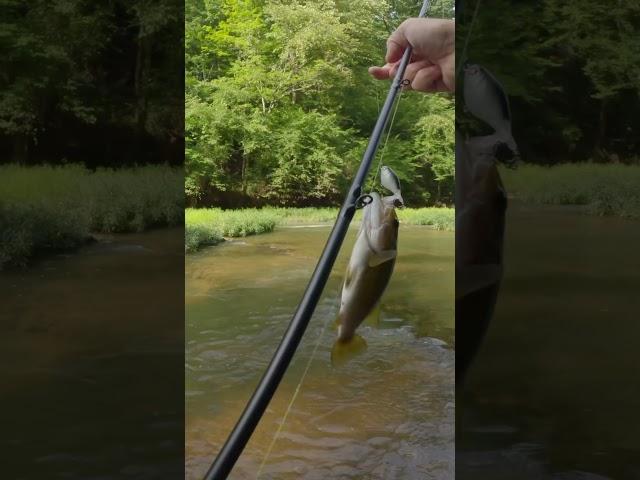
[
  {"xmin": 493, "ymin": 141, "xmax": 520, "ymax": 166},
  {"xmin": 463, "ymin": 61, "xmax": 479, "ymax": 74}
]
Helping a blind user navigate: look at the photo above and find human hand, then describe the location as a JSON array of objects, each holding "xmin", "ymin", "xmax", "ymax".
[{"xmin": 369, "ymin": 18, "xmax": 455, "ymax": 93}]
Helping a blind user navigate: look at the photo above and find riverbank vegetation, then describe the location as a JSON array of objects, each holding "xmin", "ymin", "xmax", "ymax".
[
  {"xmin": 185, "ymin": 1, "xmax": 456, "ymax": 254},
  {"xmin": 1, "ymin": 1, "xmax": 182, "ymax": 167},
  {"xmin": 1, "ymin": 2, "xmax": 183, "ymax": 269},
  {"xmin": 458, "ymin": 1, "xmax": 640, "ymax": 164},
  {"xmin": 186, "ymin": 0, "xmax": 455, "ymax": 209},
  {"xmin": 501, "ymin": 164, "xmax": 640, "ymax": 219},
  {"xmin": 185, "ymin": 206, "xmax": 454, "ymax": 253},
  {"xmin": 0, "ymin": 165, "xmax": 183, "ymax": 269}
]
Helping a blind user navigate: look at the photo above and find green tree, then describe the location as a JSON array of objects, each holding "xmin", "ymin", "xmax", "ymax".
[
  {"xmin": 0, "ymin": 0, "xmax": 108, "ymax": 162},
  {"xmin": 185, "ymin": 0, "xmax": 455, "ymax": 207}
]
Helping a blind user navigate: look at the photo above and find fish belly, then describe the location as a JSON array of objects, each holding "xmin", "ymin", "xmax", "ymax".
[{"xmin": 338, "ymin": 254, "xmax": 395, "ymax": 341}]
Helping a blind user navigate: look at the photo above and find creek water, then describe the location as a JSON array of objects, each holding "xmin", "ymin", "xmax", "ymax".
[
  {"xmin": 186, "ymin": 224, "xmax": 455, "ymax": 479},
  {"xmin": 458, "ymin": 202, "xmax": 640, "ymax": 479},
  {"xmin": 0, "ymin": 229, "xmax": 184, "ymax": 479}
]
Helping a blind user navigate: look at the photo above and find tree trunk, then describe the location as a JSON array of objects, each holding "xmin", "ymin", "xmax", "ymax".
[
  {"xmin": 135, "ymin": 32, "xmax": 150, "ymax": 135},
  {"xmin": 241, "ymin": 156, "xmax": 248, "ymax": 195},
  {"xmin": 594, "ymin": 98, "xmax": 607, "ymax": 156}
]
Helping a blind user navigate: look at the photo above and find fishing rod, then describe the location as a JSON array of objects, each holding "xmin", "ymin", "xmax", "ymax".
[{"xmin": 203, "ymin": 2, "xmax": 430, "ymax": 478}]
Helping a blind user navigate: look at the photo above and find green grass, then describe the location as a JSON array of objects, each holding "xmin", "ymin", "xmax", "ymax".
[
  {"xmin": 500, "ymin": 163, "xmax": 640, "ymax": 218},
  {"xmin": 185, "ymin": 206, "xmax": 454, "ymax": 253},
  {"xmin": 184, "ymin": 208, "xmax": 278, "ymax": 253},
  {"xmin": 261, "ymin": 207, "xmax": 340, "ymax": 225},
  {"xmin": 398, "ymin": 208, "xmax": 455, "ymax": 230},
  {"xmin": 0, "ymin": 164, "xmax": 183, "ymax": 268},
  {"xmin": 184, "ymin": 222, "xmax": 224, "ymax": 253}
]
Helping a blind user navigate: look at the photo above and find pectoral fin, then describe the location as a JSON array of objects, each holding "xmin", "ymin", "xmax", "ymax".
[
  {"xmin": 368, "ymin": 249, "xmax": 396, "ymax": 267},
  {"xmin": 331, "ymin": 334, "xmax": 368, "ymax": 367}
]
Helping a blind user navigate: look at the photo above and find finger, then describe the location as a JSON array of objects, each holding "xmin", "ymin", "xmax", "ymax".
[
  {"xmin": 440, "ymin": 55, "xmax": 455, "ymax": 92},
  {"xmin": 385, "ymin": 20, "xmax": 410, "ymax": 63},
  {"xmin": 432, "ymin": 78, "xmax": 450, "ymax": 92},
  {"xmin": 402, "ymin": 59, "xmax": 432, "ymax": 83},
  {"xmin": 369, "ymin": 61, "xmax": 400, "ymax": 80},
  {"xmin": 368, "ymin": 65, "xmax": 393, "ymax": 80},
  {"xmin": 411, "ymin": 65, "xmax": 442, "ymax": 92}
]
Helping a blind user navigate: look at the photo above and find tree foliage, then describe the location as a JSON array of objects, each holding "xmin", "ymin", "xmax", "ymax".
[
  {"xmin": 186, "ymin": 0, "xmax": 455, "ymax": 207},
  {"xmin": 457, "ymin": 0, "xmax": 640, "ymax": 163},
  {"xmin": 0, "ymin": 0, "xmax": 183, "ymax": 166}
]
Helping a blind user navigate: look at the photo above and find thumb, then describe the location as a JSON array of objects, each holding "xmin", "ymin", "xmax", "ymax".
[{"xmin": 385, "ymin": 23, "xmax": 409, "ymax": 64}]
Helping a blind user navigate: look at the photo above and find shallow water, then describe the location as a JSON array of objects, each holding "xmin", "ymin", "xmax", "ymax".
[
  {"xmin": 186, "ymin": 224, "xmax": 455, "ymax": 479},
  {"xmin": 458, "ymin": 202, "xmax": 640, "ymax": 479},
  {"xmin": 0, "ymin": 229, "xmax": 184, "ymax": 479}
]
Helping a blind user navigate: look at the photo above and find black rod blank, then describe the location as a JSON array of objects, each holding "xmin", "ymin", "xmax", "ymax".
[{"xmin": 203, "ymin": 2, "xmax": 430, "ymax": 478}]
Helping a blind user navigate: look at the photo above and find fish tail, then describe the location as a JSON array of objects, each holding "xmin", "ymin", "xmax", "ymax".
[{"xmin": 331, "ymin": 334, "xmax": 368, "ymax": 367}]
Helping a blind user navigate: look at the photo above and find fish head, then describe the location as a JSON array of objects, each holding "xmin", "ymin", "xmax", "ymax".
[
  {"xmin": 463, "ymin": 62, "xmax": 481, "ymax": 76},
  {"xmin": 493, "ymin": 140, "xmax": 519, "ymax": 167},
  {"xmin": 391, "ymin": 197, "xmax": 404, "ymax": 208},
  {"xmin": 363, "ymin": 192, "xmax": 399, "ymax": 253}
]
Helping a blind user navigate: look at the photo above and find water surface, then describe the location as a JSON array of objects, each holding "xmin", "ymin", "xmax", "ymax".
[
  {"xmin": 0, "ymin": 229, "xmax": 184, "ymax": 479},
  {"xmin": 186, "ymin": 224, "xmax": 454, "ymax": 479},
  {"xmin": 458, "ymin": 202, "xmax": 640, "ymax": 479}
]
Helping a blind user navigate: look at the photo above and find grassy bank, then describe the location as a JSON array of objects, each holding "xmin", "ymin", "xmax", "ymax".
[
  {"xmin": 185, "ymin": 206, "xmax": 454, "ymax": 253},
  {"xmin": 185, "ymin": 208, "xmax": 277, "ymax": 253},
  {"xmin": 0, "ymin": 164, "xmax": 183, "ymax": 269},
  {"xmin": 500, "ymin": 163, "xmax": 640, "ymax": 218}
]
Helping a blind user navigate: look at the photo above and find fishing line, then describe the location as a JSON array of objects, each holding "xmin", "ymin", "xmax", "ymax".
[
  {"xmin": 256, "ymin": 74, "xmax": 404, "ymax": 478},
  {"xmin": 456, "ymin": 0, "xmax": 481, "ymax": 78},
  {"xmin": 256, "ymin": 84, "xmax": 404, "ymax": 471},
  {"xmin": 257, "ymin": 55, "xmax": 410, "ymax": 474},
  {"xmin": 370, "ymin": 82, "xmax": 407, "ymax": 190},
  {"xmin": 255, "ymin": 311, "xmax": 333, "ymax": 479},
  {"xmin": 371, "ymin": 0, "xmax": 438, "ymax": 191}
]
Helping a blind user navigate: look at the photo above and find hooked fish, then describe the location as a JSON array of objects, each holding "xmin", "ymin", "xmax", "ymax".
[
  {"xmin": 463, "ymin": 62, "xmax": 519, "ymax": 160},
  {"xmin": 332, "ymin": 191, "xmax": 400, "ymax": 365},
  {"xmin": 455, "ymin": 128, "xmax": 507, "ymax": 383},
  {"xmin": 380, "ymin": 165, "xmax": 404, "ymax": 207}
]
